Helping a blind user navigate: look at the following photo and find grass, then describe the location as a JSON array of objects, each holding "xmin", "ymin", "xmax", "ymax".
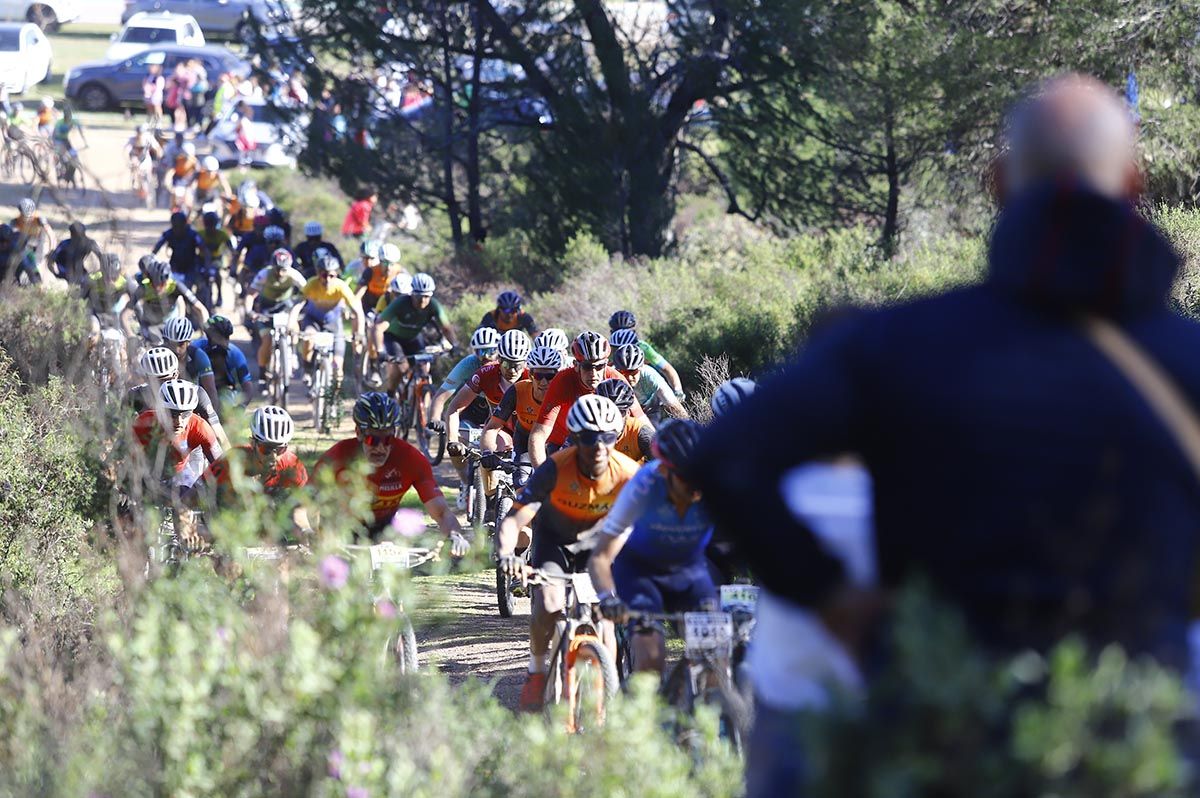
[{"xmin": 41, "ymin": 22, "xmax": 120, "ymax": 103}]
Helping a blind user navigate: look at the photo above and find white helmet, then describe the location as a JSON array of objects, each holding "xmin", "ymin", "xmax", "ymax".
[
  {"xmin": 244, "ymin": 193, "xmax": 261, "ymax": 210},
  {"xmin": 534, "ymin": 328, "xmax": 569, "ymax": 352},
  {"xmin": 387, "ymin": 273, "xmax": 412, "ymax": 295},
  {"xmin": 163, "ymin": 316, "xmax": 194, "ymax": 344},
  {"xmin": 470, "ymin": 326, "xmax": 500, "ymax": 352},
  {"xmin": 202, "ymin": 155, "xmax": 219, "ymax": 171},
  {"xmin": 17, "ymin": 198, "xmax": 34, "ymax": 218},
  {"xmin": 182, "ymin": 141, "xmax": 196, "ymax": 157},
  {"xmin": 498, "ymin": 329, "xmax": 532, "ymax": 362},
  {"xmin": 304, "ymin": 220, "xmax": 322, "ymax": 237},
  {"xmin": 139, "ymin": 346, "xmax": 179, "ymax": 380},
  {"xmin": 251, "ymin": 405, "xmax": 295, "ymax": 445},
  {"xmin": 410, "ymin": 272, "xmax": 435, "ymax": 296},
  {"xmin": 159, "ymin": 379, "xmax": 199, "ymax": 411},
  {"xmin": 711, "ymin": 377, "xmax": 756, "ymax": 417},
  {"xmin": 40, "ymin": 96, "xmax": 53, "ymax": 108},
  {"xmin": 566, "ymin": 394, "xmax": 622, "ymax": 434},
  {"xmin": 379, "ymin": 242, "xmax": 401, "ymax": 265},
  {"xmin": 526, "ymin": 346, "xmax": 563, "ymax": 372},
  {"xmin": 609, "ymin": 328, "xmax": 639, "ymax": 348},
  {"xmin": 145, "ymin": 257, "xmax": 172, "ymax": 284}
]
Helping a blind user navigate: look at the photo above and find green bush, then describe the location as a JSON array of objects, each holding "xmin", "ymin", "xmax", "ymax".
[{"xmin": 0, "ymin": 287, "xmax": 89, "ymax": 387}]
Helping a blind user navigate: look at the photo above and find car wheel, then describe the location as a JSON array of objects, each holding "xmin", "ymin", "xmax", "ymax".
[
  {"xmin": 26, "ymin": 4, "xmax": 57, "ymax": 31},
  {"xmin": 77, "ymin": 83, "xmax": 112, "ymax": 112}
]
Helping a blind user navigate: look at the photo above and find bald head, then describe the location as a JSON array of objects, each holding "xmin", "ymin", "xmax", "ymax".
[{"xmin": 1002, "ymin": 74, "xmax": 1138, "ymax": 201}]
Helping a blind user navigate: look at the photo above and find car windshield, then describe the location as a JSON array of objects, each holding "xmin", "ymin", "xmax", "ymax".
[
  {"xmin": 123, "ymin": 27, "xmax": 171, "ymax": 44},
  {"xmin": 0, "ymin": 30, "xmax": 21, "ymax": 52}
]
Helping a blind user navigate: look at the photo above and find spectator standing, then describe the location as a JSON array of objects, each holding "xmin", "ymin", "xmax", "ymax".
[
  {"xmin": 143, "ymin": 64, "xmax": 165, "ymax": 127},
  {"xmin": 186, "ymin": 58, "xmax": 209, "ymax": 131},
  {"xmin": 342, "ymin": 188, "xmax": 377, "ymax": 240},
  {"xmin": 166, "ymin": 61, "xmax": 193, "ymax": 130},
  {"xmin": 685, "ymin": 74, "xmax": 1200, "ymax": 798}
]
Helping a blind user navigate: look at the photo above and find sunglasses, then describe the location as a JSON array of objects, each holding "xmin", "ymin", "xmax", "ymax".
[
  {"xmin": 361, "ymin": 432, "xmax": 394, "ymax": 447},
  {"xmin": 476, "ymin": 348, "xmax": 498, "ymax": 359},
  {"xmin": 578, "ymin": 361, "xmax": 607, "ymax": 372},
  {"xmin": 500, "ymin": 358, "xmax": 525, "ymax": 370},
  {"xmin": 169, "ymin": 409, "xmax": 193, "ymax": 420},
  {"xmin": 253, "ymin": 439, "xmax": 287, "ymax": 454},
  {"xmin": 574, "ymin": 430, "xmax": 619, "ymax": 447},
  {"xmin": 531, "ymin": 370, "xmax": 556, "ymax": 382}
]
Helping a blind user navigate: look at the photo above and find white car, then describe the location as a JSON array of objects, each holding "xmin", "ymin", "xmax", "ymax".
[
  {"xmin": 0, "ymin": 23, "xmax": 50, "ymax": 93},
  {"xmin": 0, "ymin": 0, "xmax": 78, "ymax": 31},
  {"xmin": 205, "ymin": 98, "xmax": 306, "ymax": 168},
  {"xmin": 106, "ymin": 11, "xmax": 203, "ymax": 61}
]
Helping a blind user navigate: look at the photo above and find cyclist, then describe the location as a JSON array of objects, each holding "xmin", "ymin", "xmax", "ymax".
[
  {"xmin": 297, "ymin": 255, "xmax": 365, "ymax": 391},
  {"xmin": 196, "ymin": 405, "xmax": 313, "ymax": 540},
  {"xmin": 613, "ymin": 343, "xmax": 687, "ymax": 419},
  {"xmin": 481, "ymin": 345, "xmax": 563, "ymax": 486},
  {"xmin": 294, "ymin": 220, "xmax": 345, "ymax": 278},
  {"xmin": 10, "ymin": 197, "xmax": 54, "ymax": 285},
  {"xmin": 480, "ymin": 290, "xmax": 537, "ymax": 336},
  {"xmin": 151, "ymin": 211, "xmax": 209, "ymax": 289},
  {"xmin": 125, "ymin": 124, "xmax": 162, "ymax": 192},
  {"xmin": 497, "ymin": 395, "xmax": 639, "ymax": 711},
  {"xmin": 344, "ymin": 238, "xmax": 382, "ymax": 288},
  {"xmin": 527, "ymin": 330, "xmax": 642, "ymax": 467},
  {"xmin": 197, "ymin": 210, "xmax": 234, "ymax": 282},
  {"xmin": 164, "ymin": 140, "xmax": 199, "ymax": 211},
  {"xmin": 162, "ymin": 316, "xmax": 221, "ymax": 416},
  {"xmin": 533, "ymin": 328, "xmax": 571, "ymax": 370},
  {"xmin": 34, "ymin": 96, "xmax": 54, "ymax": 138},
  {"xmin": 194, "ymin": 315, "xmax": 254, "ymax": 410},
  {"xmin": 609, "ymin": 310, "xmax": 684, "ymax": 396},
  {"xmin": 356, "ymin": 242, "xmax": 407, "ymax": 313},
  {"xmin": 710, "ymin": 377, "xmax": 756, "ymax": 418},
  {"xmin": 80, "ymin": 253, "xmax": 134, "ymax": 346},
  {"xmin": 312, "ymin": 392, "xmax": 470, "ymax": 552},
  {"xmin": 226, "ymin": 188, "xmax": 260, "ymax": 241},
  {"xmin": 240, "ymin": 223, "xmax": 290, "ymax": 291},
  {"xmin": 245, "ymin": 248, "xmax": 307, "ymax": 383},
  {"xmin": 128, "ymin": 256, "xmax": 209, "ymax": 341},
  {"xmin": 132, "ymin": 378, "xmax": 222, "ymax": 490},
  {"xmin": 194, "ymin": 156, "xmax": 232, "ymax": 213},
  {"xmin": 49, "ymin": 221, "xmax": 102, "ymax": 285},
  {"xmin": 596, "ymin": 378, "xmax": 655, "ymax": 463},
  {"xmin": 588, "ymin": 419, "xmax": 714, "ymax": 676},
  {"xmin": 129, "ymin": 345, "xmax": 228, "ymax": 448},
  {"xmin": 50, "ymin": 104, "xmax": 85, "ymax": 184},
  {"xmin": 374, "ymin": 272, "xmax": 458, "ymax": 393}
]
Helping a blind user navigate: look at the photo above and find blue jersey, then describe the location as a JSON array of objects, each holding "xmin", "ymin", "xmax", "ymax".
[
  {"xmin": 194, "ymin": 337, "xmax": 252, "ymax": 390},
  {"xmin": 601, "ymin": 460, "xmax": 713, "ymax": 569},
  {"xmin": 183, "ymin": 342, "xmax": 214, "ymax": 382},
  {"xmin": 437, "ymin": 353, "xmax": 485, "ymax": 396}
]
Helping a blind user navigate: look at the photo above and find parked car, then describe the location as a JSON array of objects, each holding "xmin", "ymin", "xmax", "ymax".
[
  {"xmin": 204, "ymin": 98, "xmax": 305, "ymax": 168},
  {"xmin": 120, "ymin": 0, "xmax": 296, "ymax": 40},
  {"xmin": 0, "ymin": 0, "xmax": 78, "ymax": 31},
  {"xmin": 63, "ymin": 44, "xmax": 247, "ymax": 112},
  {"xmin": 0, "ymin": 22, "xmax": 50, "ymax": 93},
  {"xmin": 106, "ymin": 11, "xmax": 204, "ymax": 61}
]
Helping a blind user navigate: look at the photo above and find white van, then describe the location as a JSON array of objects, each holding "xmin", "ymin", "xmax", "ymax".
[{"xmin": 106, "ymin": 11, "xmax": 203, "ymax": 61}]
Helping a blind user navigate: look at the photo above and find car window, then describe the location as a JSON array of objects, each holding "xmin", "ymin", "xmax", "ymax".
[
  {"xmin": 130, "ymin": 50, "xmax": 167, "ymax": 67},
  {"xmin": 184, "ymin": 24, "xmax": 195, "ymax": 38},
  {"xmin": 0, "ymin": 29, "xmax": 23, "ymax": 51},
  {"xmin": 123, "ymin": 26, "xmax": 170, "ymax": 44}
]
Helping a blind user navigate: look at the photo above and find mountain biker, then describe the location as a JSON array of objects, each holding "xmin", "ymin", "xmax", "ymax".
[
  {"xmin": 151, "ymin": 211, "xmax": 209, "ymax": 289},
  {"xmin": 613, "ymin": 343, "xmax": 687, "ymax": 419},
  {"xmin": 132, "ymin": 378, "xmax": 222, "ymax": 490},
  {"xmin": 596, "ymin": 378, "xmax": 655, "ymax": 463},
  {"xmin": 374, "ymin": 272, "xmax": 458, "ymax": 393},
  {"xmin": 226, "ymin": 188, "xmax": 260, "ymax": 241},
  {"xmin": 527, "ymin": 331, "xmax": 643, "ymax": 467},
  {"xmin": 480, "ymin": 290, "xmax": 537, "ymax": 336},
  {"xmin": 34, "ymin": 96, "xmax": 54, "ymax": 137},
  {"xmin": 49, "ymin": 221, "xmax": 102, "ymax": 285},
  {"xmin": 609, "ymin": 310, "xmax": 684, "ymax": 396},
  {"xmin": 481, "ymin": 345, "xmax": 563, "ymax": 487},
  {"xmin": 81, "ymin": 253, "xmax": 134, "ymax": 347},
  {"xmin": 240, "ymin": 224, "xmax": 291, "ymax": 291},
  {"xmin": 344, "ymin": 238, "xmax": 382, "ymax": 288},
  {"xmin": 294, "ymin": 220, "xmax": 345, "ymax": 278},
  {"xmin": 197, "ymin": 210, "xmax": 234, "ymax": 275},
  {"xmin": 125, "ymin": 124, "xmax": 162, "ymax": 182},
  {"xmin": 245, "ymin": 248, "xmax": 307, "ymax": 383},
  {"xmin": 589, "ymin": 419, "xmax": 714, "ymax": 676},
  {"xmin": 10, "ymin": 197, "xmax": 54, "ymax": 285},
  {"xmin": 356, "ymin": 242, "xmax": 408, "ymax": 313},
  {"xmin": 710, "ymin": 377, "xmax": 756, "ymax": 417},
  {"xmin": 533, "ymin": 328, "xmax": 571, "ymax": 369},
  {"xmin": 498, "ymin": 394, "xmax": 639, "ymax": 711},
  {"xmin": 194, "ymin": 156, "xmax": 232, "ymax": 212},
  {"xmin": 162, "ymin": 316, "xmax": 222, "ymax": 416},
  {"xmin": 194, "ymin": 315, "xmax": 254, "ymax": 410},
  {"xmin": 196, "ymin": 405, "xmax": 313, "ymax": 541},
  {"xmin": 50, "ymin": 104, "xmax": 85, "ymax": 183},
  {"xmin": 312, "ymin": 392, "xmax": 470, "ymax": 552},
  {"xmin": 129, "ymin": 256, "xmax": 209, "ymax": 341},
  {"xmin": 129, "ymin": 345, "xmax": 228, "ymax": 449},
  {"xmin": 298, "ymin": 255, "xmax": 365, "ymax": 390}
]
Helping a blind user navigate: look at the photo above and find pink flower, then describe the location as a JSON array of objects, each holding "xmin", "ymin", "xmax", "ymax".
[
  {"xmin": 347, "ymin": 787, "xmax": 368, "ymax": 798},
  {"xmin": 318, "ymin": 555, "xmax": 349, "ymax": 590},
  {"xmin": 327, "ymin": 749, "xmax": 344, "ymax": 780},
  {"xmin": 375, "ymin": 599, "xmax": 397, "ymax": 619},
  {"xmin": 390, "ymin": 508, "xmax": 426, "ymax": 539}
]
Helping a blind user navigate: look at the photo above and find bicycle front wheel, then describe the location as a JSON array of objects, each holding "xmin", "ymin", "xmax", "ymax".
[
  {"xmin": 310, "ymin": 360, "xmax": 326, "ymax": 432},
  {"xmin": 563, "ymin": 638, "xmax": 618, "ymax": 733},
  {"xmin": 15, "ymin": 150, "xmax": 37, "ymax": 185},
  {"xmin": 414, "ymin": 382, "xmax": 433, "ymax": 458},
  {"xmin": 494, "ymin": 495, "xmax": 515, "ymax": 617},
  {"xmin": 468, "ymin": 462, "xmax": 486, "ymax": 529}
]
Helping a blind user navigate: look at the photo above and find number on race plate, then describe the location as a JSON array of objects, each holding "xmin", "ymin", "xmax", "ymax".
[
  {"xmin": 719, "ymin": 584, "xmax": 760, "ymax": 614},
  {"xmin": 683, "ymin": 612, "xmax": 734, "ymax": 658},
  {"xmin": 369, "ymin": 543, "xmax": 426, "ymax": 569},
  {"xmin": 468, "ymin": 427, "xmax": 483, "ymax": 446},
  {"xmin": 570, "ymin": 572, "xmax": 600, "ymax": 605},
  {"xmin": 244, "ymin": 547, "xmax": 286, "ymax": 561}
]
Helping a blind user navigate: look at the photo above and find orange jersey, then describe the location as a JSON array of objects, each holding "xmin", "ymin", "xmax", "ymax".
[
  {"xmin": 514, "ymin": 446, "xmax": 639, "ymax": 546},
  {"xmin": 196, "ymin": 170, "xmax": 220, "ymax": 193},
  {"xmin": 615, "ymin": 415, "xmax": 654, "ymax": 464}
]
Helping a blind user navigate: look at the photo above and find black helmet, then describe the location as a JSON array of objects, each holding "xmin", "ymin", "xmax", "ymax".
[
  {"xmin": 206, "ymin": 314, "xmax": 234, "ymax": 339},
  {"xmin": 496, "ymin": 290, "xmax": 522, "ymax": 312},
  {"xmin": 595, "ymin": 378, "xmax": 635, "ymax": 412},
  {"xmin": 170, "ymin": 211, "xmax": 187, "ymax": 226},
  {"xmin": 202, "ymin": 211, "xmax": 220, "ymax": 227},
  {"xmin": 651, "ymin": 419, "xmax": 701, "ymax": 470},
  {"xmin": 608, "ymin": 310, "xmax": 637, "ymax": 331},
  {"xmin": 137, "ymin": 253, "xmax": 156, "ymax": 273},
  {"xmin": 267, "ymin": 207, "xmax": 286, "ymax": 226},
  {"xmin": 353, "ymin": 391, "xmax": 401, "ymax": 429}
]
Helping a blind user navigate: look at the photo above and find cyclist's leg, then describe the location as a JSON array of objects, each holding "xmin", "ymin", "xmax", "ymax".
[
  {"xmin": 329, "ymin": 321, "xmax": 346, "ymax": 390},
  {"xmin": 527, "ymin": 541, "xmax": 571, "ymax": 677},
  {"xmin": 613, "ymin": 556, "xmax": 670, "ymax": 674}
]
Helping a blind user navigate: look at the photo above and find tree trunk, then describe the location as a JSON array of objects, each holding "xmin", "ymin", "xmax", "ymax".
[
  {"xmin": 623, "ymin": 128, "xmax": 678, "ymax": 257},
  {"xmin": 465, "ymin": 2, "xmax": 485, "ymax": 243},
  {"xmin": 881, "ymin": 92, "xmax": 900, "ymax": 259},
  {"xmin": 439, "ymin": 4, "xmax": 463, "ymax": 248}
]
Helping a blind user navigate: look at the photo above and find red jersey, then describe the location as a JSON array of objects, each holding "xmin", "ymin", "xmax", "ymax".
[
  {"xmin": 536, "ymin": 366, "xmax": 643, "ymax": 446},
  {"xmin": 314, "ymin": 437, "xmax": 441, "ymax": 524},
  {"xmin": 468, "ymin": 362, "xmax": 529, "ymax": 406},
  {"xmin": 202, "ymin": 445, "xmax": 308, "ymax": 496},
  {"xmin": 133, "ymin": 409, "xmax": 220, "ymax": 473}
]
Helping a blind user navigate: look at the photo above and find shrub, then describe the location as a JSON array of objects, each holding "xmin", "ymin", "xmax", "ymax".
[{"xmin": 0, "ymin": 287, "xmax": 90, "ymax": 387}]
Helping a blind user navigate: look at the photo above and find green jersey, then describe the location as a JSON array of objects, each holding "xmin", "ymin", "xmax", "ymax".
[
  {"xmin": 378, "ymin": 295, "xmax": 450, "ymax": 340},
  {"xmin": 638, "ymin": 339, "xmax": 669, "ymax": 371},
  {"xmin": 631, "ymin": 364, "xmax": 676, "ymax": 409}
]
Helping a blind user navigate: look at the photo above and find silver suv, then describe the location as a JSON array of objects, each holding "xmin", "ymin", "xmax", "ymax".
[{"xmin": 119, "ymin": 0, "xmax": 296, "ymax": 40}]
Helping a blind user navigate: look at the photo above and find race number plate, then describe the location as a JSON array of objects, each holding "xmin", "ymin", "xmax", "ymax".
[
  {"xmin": 244, "ymin": 546, "xmax": 285, "ymax": 561},
  {"xmin": 468, "ymin": 427, "xmax": 483, "ymax": 445},
  {"xmin": 272, "ymin": 311, "xmax": 290, "ymax": 330},
  {"xmin": 369, "ymin": 542, "xmax": 425, "ymax": 569},
  {"xmin": 570, "ymin": 572, "xmax": 600, "ymax": 605},
  {"xmin": 683, "ymin": 612, "xmax": 734, "ymax": 658},
  {"xmin": 720, "ymin": 584, "xmax": 760, "ymax": 614}
]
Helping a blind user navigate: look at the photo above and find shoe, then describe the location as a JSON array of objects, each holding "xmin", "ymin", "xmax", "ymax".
[{"xmin": 519, "ymin": 671, "xmax": 547, "ymax": 712}]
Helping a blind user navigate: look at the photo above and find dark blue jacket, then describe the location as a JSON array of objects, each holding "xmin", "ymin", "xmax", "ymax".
[{"xmin": 686, "ymin": 184, "xmax": 1200, "ymax": 668}]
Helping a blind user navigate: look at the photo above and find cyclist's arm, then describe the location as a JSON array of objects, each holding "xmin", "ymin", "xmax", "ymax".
[
  {"xmin": 528, "ymin": 405, "xmax": 560, "ymax": 468},
  {"xmin": 656, "ymin": 385, "xmax": 688, "ymax": 418},
  {"xmin": 589, "ymin": 465, "xmax": 656, "ymax": 594},
  {"xmin": 636, "ymin": 421, "xmax": 655, "ymax": 460},
  {"xmin": 177, "ymin": 282, "xmax": 209, "ymax": 326},
  {"xmin": 498, "ymin": 458, "xmax": 555, "ymax": 555},
  {"xmin": 482, "ymin": 388, "xmax": 517, "ymax": 453},
  {"xmin": 431, "ymin": 301, "xmax": 457, "ymax": 346},
  {"xmin": 374, "ymin": 295, "xmax": 400, "ymax": 335},
  {"xmin": 656, "ymin": 360, "xmax": 683, "ymax": 395},
  {"xmin": 424, "ymin": 494, "xmax": 463, "ymax": 540},
  {"xmin": 587, "ymin": 529, "xmax": 626, "ymax": 598},
  {"xmin": 151, "ymin": 231, "xmax": 168, "ymax": 254},
  {"xmin": 446, "ymin": 382, "xmax": 479, "ymax": 416}
]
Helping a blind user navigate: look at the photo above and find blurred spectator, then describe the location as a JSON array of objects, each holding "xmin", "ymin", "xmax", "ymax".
[
  {"xmin": 341, "ymin": 188, "xmax": 376, "ymax": 239},
  {"xmin": 233, "ymin": 101, "xmax": 256, "ymax": 168},
  {"xmin": 186, "ymin": 58, "xmax": 208, "ymax": 130},
  {"xmin": 211, "ymin": 72, "xmax": 236, "ymax": 124},
  {"xmin": 143, "ymin": 64, "xmax": 165, "ymax": 127},
  {"xmin": 166, "ymin": 61, "xmax": 193, "ymax": 130}
]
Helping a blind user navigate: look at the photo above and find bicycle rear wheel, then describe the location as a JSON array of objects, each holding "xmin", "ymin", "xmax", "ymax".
[{"xmin": 15, "ymin": 150, "xmax": 37, "ymax": 184}]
